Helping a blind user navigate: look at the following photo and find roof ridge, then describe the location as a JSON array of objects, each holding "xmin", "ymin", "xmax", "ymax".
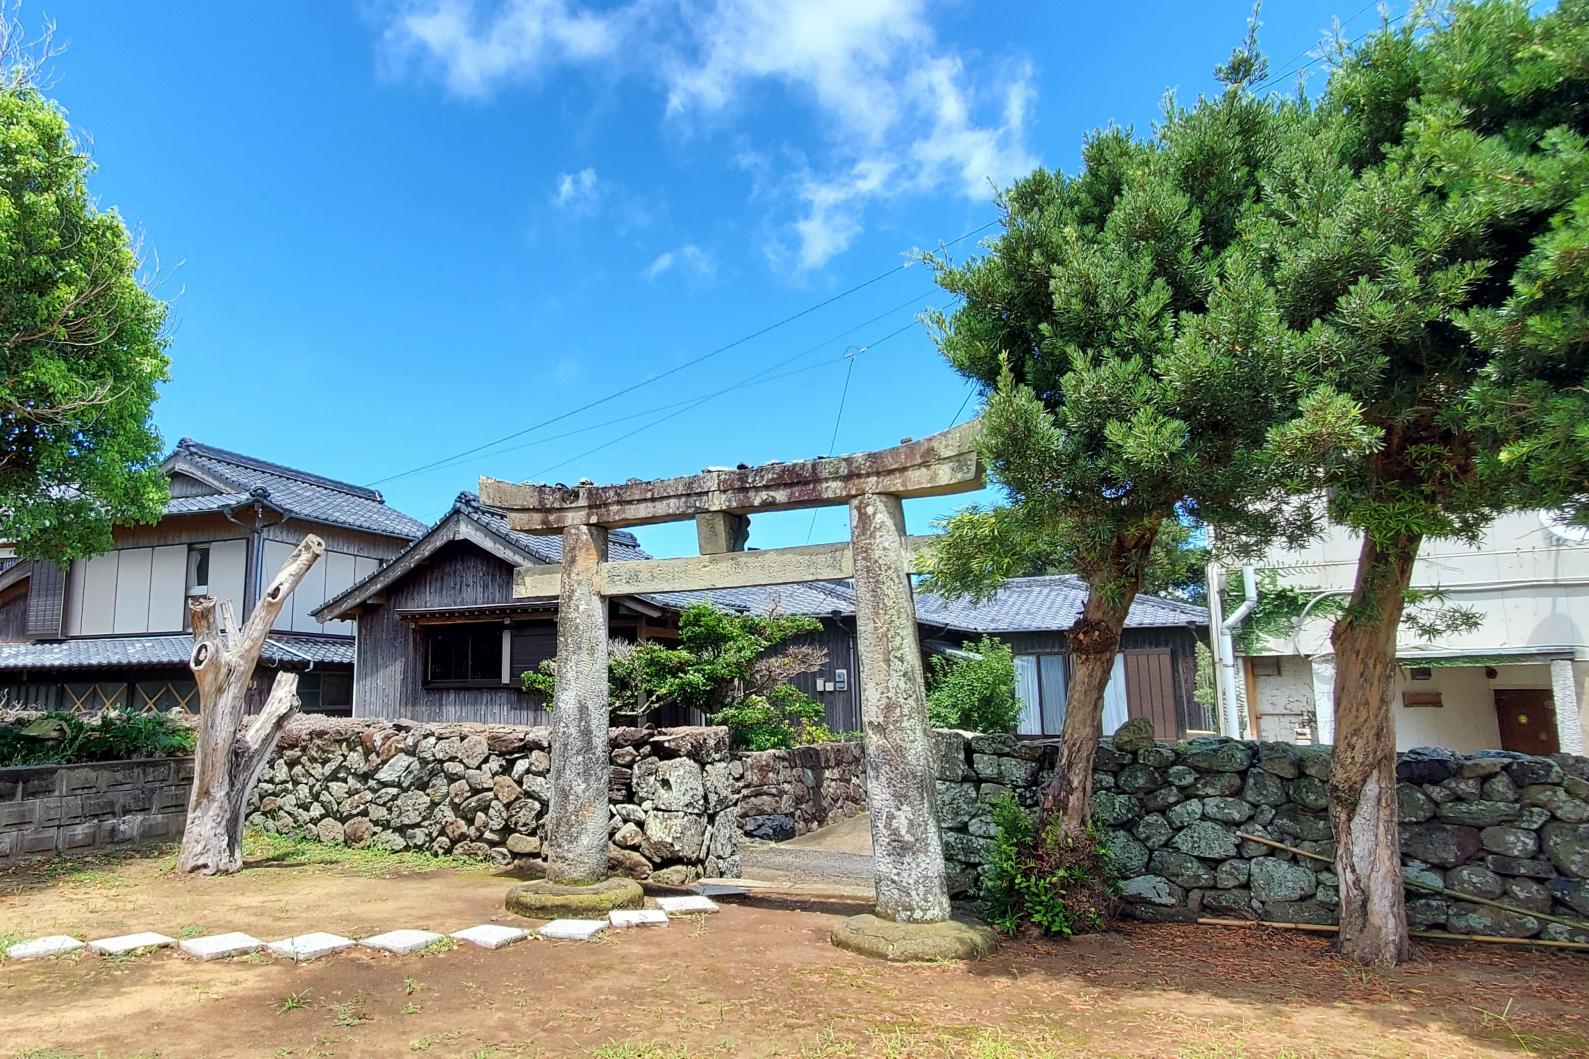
[
  {"xmin": 456, "ymin": 491, "xmax": 643, "ymax": 548},
  {"xmin": 176, "ymin": 438, "xmax": 385, "ymax": 502}
]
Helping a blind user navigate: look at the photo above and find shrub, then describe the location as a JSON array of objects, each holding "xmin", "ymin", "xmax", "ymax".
[
  {"xmin": 980, "ymin": 797, "xmax": 1118, "ymax": 936},
  {"xmin": 710, "ymin": 684, "xmax": 836, "ymax": 752},
  {"xmin": 0, "ymin": 710, "xmax": 195, "ymax": 768},
  {"xmin": 926, "ymin": 636, "xmax": 1021, "ymax": 733}
]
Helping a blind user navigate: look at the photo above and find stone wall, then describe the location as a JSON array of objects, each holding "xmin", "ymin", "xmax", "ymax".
[
  {"xmin": 739, "ymin": 740, "xmax": 866, "ymax": 840},
  {"xmin": 0, "ymin": 757, "xmax": 192, "ymax": 863},
  {"xmin": 931, "ymin": 729, "xmax": 1589, "ymax": 942},
  {"xmin": 249, "ymin": 718, "xmax": 741, "ymax": 885}
]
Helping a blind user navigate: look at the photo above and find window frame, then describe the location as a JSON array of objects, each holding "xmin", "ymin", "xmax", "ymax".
[{"xmin": 424, "ymin": 623, "xmax": 509, "ymax": 688}]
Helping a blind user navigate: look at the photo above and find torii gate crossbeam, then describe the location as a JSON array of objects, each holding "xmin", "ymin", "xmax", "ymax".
[{"xmin": 479, "ymin": 422, "xmax": 984, "ymax": 934}]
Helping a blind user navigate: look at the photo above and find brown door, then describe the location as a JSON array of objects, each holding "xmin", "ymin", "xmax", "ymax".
[
  {"xmin": 1124, "ymin": 649, "xmax": 1181, "ymax": 741},
  {"xmin": 1492, "ymin": 688, "xmax": 1560, "ymax": 755}
]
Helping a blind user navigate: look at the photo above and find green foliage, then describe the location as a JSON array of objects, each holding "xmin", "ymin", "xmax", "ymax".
[
  {"xmin": 0, "ymin": 710, "xmax": 194, "ymax": 767},
  {"xmin": 1225, "ymin": 571, "xmax": 1482, "ymax": 654},
  {"xmin": 523, "ymin": 602, "xmax": 823, "ymax": 716},
  {"xmin": 926, "ymin": 636, "xmax": 1021, "ymax": 733},
  {"xmin": 710, "ymin": 684, "xmax": 836, "ymax": 752},
  {"xmin": 980, "ymin": 797, "xmax": 1118, "ymax": 936},
  {"xmin": 0, "ymin": 34, "xmax": 169, "ymax": 561}
]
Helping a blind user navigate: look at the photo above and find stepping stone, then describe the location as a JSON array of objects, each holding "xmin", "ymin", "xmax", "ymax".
[
  {"xmin": 267, "ymin": 932, "xmax": 355, "ymax": 962},
  {"xmin": 179, "ymin": 932, "xmax": 264, "ymax": 961},
  {"xmin": 656, "ymin": 895, "xmax": 720, "ymax": 916},
  {"xmin": 6, "ymin": 935, "xmax": 84, "ymax": 960},
  {"xmin": 696, "ymin": 883, "xmax": 748, "ymax": 897},
  {"xmin": 360, "ymin": 929, "xmax": 445, "ymax": 955},
  {"xmin": 88, "ymin": 932, "xmax": 175, "ymax": 956},
  {"xmin": 609, "ymin": 909, "xmax": 669, "ymax": 929},
  {"xmin": 451, "ymin": 924, "xmax": 531, "ymax": 950},
  {"xmin": 539, "ymin": 919, "xmax": 608, "ymax": 941}
]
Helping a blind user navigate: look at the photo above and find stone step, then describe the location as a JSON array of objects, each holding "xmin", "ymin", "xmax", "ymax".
[
  {"xmin": 267, "ymin": 932, "xmax": 355, "ymax": 961},
  {"xmin": 360, "ymin": 930, "xmax": 446, "ymax": 955},
  {"xmin": 451, "ymin": 924, "xmax": 532, "ymax": 949},
  {"xmin": 88, "ymin": 932, "xmax": 174, "ymax": 956},
  {"xmin": 179, "ymin": 932, "xmax": 264, "ymax": 961},
  {"xmin": 6, "ymin": 935, "xmax": 84, "ymax": 960}
]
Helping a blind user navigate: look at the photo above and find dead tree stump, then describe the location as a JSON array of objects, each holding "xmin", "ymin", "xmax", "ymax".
[{"xmin": 176, "ymin": 534, "xmax": 326, "ymax": 875}]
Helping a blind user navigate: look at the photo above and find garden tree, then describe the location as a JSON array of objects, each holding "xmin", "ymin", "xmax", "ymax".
[
  {"xmin": 926, "ymin": 635, "xmax": 1021, "ymax": 733},
  {"xmin": 0, "ymin": 18, "xmax": 169, "ymax": 560},
  {"xmin": 923, "ymin": 38, "xmax": 1365, "ymax": 833},
  {"xmin": 178, "ymin": 536, "xmax": 324, "ymax": 875},
  {"xmin": 1231, "ymin": 0, "xmax": 1589, "ymax": 965},
  {"xmin": 522, "ymin": 602, "xmax": 832, "ymax": 749}
]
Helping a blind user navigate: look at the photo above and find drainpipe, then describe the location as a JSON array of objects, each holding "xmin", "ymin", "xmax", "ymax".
[{"xmin": 1218, "ymin": 566, "xmax": 1257, "ymax": 739}]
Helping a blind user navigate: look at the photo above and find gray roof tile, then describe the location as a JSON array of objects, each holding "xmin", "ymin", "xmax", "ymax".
[
  {"xmin": 163, "ymin": 440, "xmax": 429, "ymax": 540},
  {"xmin": 0, "ymin": 634, "xmax": 354, "ymax": 671}
]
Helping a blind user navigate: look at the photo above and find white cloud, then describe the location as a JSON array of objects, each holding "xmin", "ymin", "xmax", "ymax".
[
  {"xmin": 378, "ymin": 0, "xmax": 1038, "ymax": 269},
  {"xmin": 644, "ymin": 243, "xmax": 716, "ymax": 282},
  {"xmin": 551, "ymin": 167, "xmax": 601, "ymax": 212}
]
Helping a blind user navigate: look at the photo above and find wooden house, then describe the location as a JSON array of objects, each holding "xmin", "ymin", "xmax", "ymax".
[
  {"xmin": 0, "ymin": 440, "xmax": 428, "ymax": 715},
  {"xmin": 315, "ymin": 494, "xmax": 1212, "ymax": 739}
]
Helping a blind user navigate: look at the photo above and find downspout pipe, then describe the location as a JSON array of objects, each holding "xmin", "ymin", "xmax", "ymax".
[{"xmin": 1219, "ymin": 566, "xmax": 1258, "ymax": 738}]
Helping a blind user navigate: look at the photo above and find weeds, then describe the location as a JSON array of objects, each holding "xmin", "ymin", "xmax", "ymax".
[
  {"xmin": 404, "ymin": 975, "xmax": 422, "ymax": 995},
  {"xmin": 278, "ymin": 991, "xmax": 311, "ymax": 1014},
  {"xmin": 331, "ymin": 999, "xmax": 367, "ymax": 1027}
]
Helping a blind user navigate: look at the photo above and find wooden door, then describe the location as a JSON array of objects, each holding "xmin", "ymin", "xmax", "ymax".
[
  {"xmin": 1124, "ymin": 648, "xmax": 1181, "ymax": 740},
  {"xmin": 1492, "ymin": 688, "xmax": 1559, "ymax": 755}
]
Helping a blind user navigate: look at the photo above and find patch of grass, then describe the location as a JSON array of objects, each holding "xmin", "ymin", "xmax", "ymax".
[
  {"xmin": 102, "ymin": 945, "xmax": 161, "ymax": 965},
  {"xmin": 411, "ymin": 1031, "xmax": 460, "ymax": 1052},
  {"xmin": 242, "ymin": 829, "xmax": 481, "ymax": 877},
  {"xmin": 178, "ymin": 923, "xmax": 204, "ymax": 938},
  {"xmin": 402, "ymin": 1002, "xmax": 421, "ymax": 1015},
  {"xmin": 0, "ymin": 929, "xmax": 21, "ymax": 960},
  {"xmin": 13, "ymin": 1050, "xmax": 89, "ymax": 1059},
  {"xmin": 330, "ymin": 999, "xmax": 367, "ymax": 1027},
  {"xmin": 589, "ymin": 1045, "xmax": 705, "ymax": 1059},
  {"xmin": 404, "ymin": 975, "xmax": 422, "ymax": 995},
  {"xmin": 420, "ymin": 936, "xmax": 457, "ymax": 956},
  {"xmin": 278, "ymin": 991, "xmax": 311, "ymax": 1014}
]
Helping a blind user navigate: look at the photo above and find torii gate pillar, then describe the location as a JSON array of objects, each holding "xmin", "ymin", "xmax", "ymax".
[{"xmin": 849, "ymin": 492, "xmax": 951, "ymax": 923}]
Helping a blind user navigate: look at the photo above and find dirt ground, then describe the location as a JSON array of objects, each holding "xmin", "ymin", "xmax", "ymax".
[{"xmin": 3, "ymin": 842, "xmax": 1588, "ymax": 1059}]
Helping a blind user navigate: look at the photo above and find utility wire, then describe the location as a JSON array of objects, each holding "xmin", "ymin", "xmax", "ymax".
[
  {"xmin": 401, "ymin": 286, "xmax": 942, "ymax": 481},
  {"xmin": 947, "ymin": 382, "xmax": 977, "ymax": 428},
  {"xmin": 1256, "ymin": 0, "xmax": 1379, "ymax": 91},
  {"xmin": 524, "ymin": 310, "xmax": 948, "ymax": 483},
  {"xmin": 368, "ymin": 219, "xmax": 998, "ymax": 487},
  {"xmin": 805, "ymin": 349, "xmax": 858, "ymax": 543},
  {"xmin": 1250, "ymin": 8, "xmax": 1408, "ymax": 95}
]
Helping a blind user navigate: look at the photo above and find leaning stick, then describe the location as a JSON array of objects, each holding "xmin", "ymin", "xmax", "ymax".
[
  {"xmin": 1194, "ymin": 917, "xmax": 1589, "ymax": 952},
  {"xmin": 1235, "ymin": 830, "xmax": 1589, "ymax": 934}
]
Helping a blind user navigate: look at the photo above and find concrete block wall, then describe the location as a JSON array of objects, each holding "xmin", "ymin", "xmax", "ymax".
[{"xmin": 0, "ymin": 757, "xmax": 192, "ymax": 863}]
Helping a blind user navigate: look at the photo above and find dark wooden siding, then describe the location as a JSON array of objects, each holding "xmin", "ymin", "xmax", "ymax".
[
  {"xmin": 1123, "ymin": 648, "xmax": 1177, "ymax": 739},
  {"xmin": 0, "ymin": 581, "xmax": 29, "ymax": 642},
  {"xmin": 25, "ymin": 561, "xmax": 65, "ymax": 639},
  {"xmin": 783, "ymin": 620, "xmax": 861, "ymax": 732}
]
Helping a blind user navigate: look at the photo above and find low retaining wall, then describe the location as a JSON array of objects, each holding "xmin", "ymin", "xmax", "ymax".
[
  {"xmin": 931, "ymin": 731, "xmax": 1589, "ymax": 941},
  {"xmin": 0, "ymin": 757, "xmax": 192, "ymax": 863},
  {"xmin": 250, "ymin": 718, "xmax": 742, "ymax": 885},
  {"xmin": 739, "ymin": 740, "xmax": 867, "ymax": 840}
]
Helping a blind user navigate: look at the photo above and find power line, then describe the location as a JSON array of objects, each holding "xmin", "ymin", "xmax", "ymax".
[
  {"xmin": 401, "ymin": 286, "xmax": 943, "ymax": 482},
  {"xmin": 522, "ymin": 310, "xmax": 946, "ymax": 484},
  {"xmin": 1250, "ymin": 8, "xmax": 1408, "ymax": 95},
  {"xmin": 1257, "ymin": 0, "xmax": 1379, "ymax": 91},
  {"xmin": 947, "ymin": 382, "xmax": 977, "ymax": 428},
  {"xmin": 368, "ymin": 219, "xmax": 998, "ymax": 487},
  {"xmin": 805, "ymin": 349, "xmax": 858, "ymax": 543}
]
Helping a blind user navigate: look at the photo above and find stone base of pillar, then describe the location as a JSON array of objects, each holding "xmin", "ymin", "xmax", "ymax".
[
  {"xmin": 830, "ymin": 913, "xmax": 999, "ymax": 963},
  {"xmin": 505, "ymin": 878, "xmax": 644, "ymax": 920}
]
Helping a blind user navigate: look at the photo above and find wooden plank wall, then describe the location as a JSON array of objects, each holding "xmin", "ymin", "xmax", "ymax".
[
  {"xmin": 783, "ymin": 621, "xmax": 860, "ymax": 732},
  {"xmin": 0, "ymin": 582, "xmax": 29, "ymax": 641}
]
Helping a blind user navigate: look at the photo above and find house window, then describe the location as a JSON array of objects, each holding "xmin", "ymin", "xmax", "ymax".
[
  {"xmin": 186, "ymin": 545, "xmax": 210, "ymax": 595},
  {"xmin": 426, "ymin": 624, "xmax": 505, "ymax": 686},
  {"xmin": 297, "ymin": 671, "xmax": 353, "ymax": 716},
  {"xmin": 1014, "ymin": 653, "xmax": 1069, "ymax": 736}
]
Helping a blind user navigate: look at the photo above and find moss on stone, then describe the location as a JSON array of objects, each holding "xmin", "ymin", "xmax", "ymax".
[
  {"xmin": 504, "ymin": 877, "xmax": 644, "ymax": 920},
  {"xmin": 829, "ymin": 913, "xmax": 998, "ymax": 963}
]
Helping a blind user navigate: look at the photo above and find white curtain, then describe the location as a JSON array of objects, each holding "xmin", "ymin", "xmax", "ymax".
[
  {"xmin": 1101, "ymin": 654, "xmax": 1129, "ymax": 735},
  {"xmin": 1015, "ymin": 654, "xmax": 1041, "ymax": 735},
  {"xmin": 1038, "ymin": 654, "xmax": 1068, "ymax": 734}
]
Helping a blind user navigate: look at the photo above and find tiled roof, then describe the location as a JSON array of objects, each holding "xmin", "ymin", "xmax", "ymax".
[
  {"xmin": 456, "ymin": 494, "xmax": 648, "ymax": 563},
  {"xmin": 162, "ymin": 440, "xmax": 429, "ymax": 540},
  {"xmin": 915, "ymin": 575, "xmax": 1209, "ymax": 633},
  {"xmin": 0, "ymin": 634, "xmax": 355, "ymax": 671}
]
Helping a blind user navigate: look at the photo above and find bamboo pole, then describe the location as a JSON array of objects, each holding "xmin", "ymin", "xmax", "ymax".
[
  {"xmin": 1194, "ymin": 917, "xmax": 1589, "ymax": 952},
  {"xmin": 1235, "ymin": 830, "xmax": 1589, "ymax": 934}
]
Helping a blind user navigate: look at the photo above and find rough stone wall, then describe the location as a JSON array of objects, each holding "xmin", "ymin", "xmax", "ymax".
[
  {"xmin": 249, "ymin": 717, "xmax": 741, "ymax": 886},
  {"xmin": 739, "ymin": 740, "xmax": 866, "ymax": 840},
  {"xmin": 0, "ymin": 757, "xmax": 192, "ymax": 863},
  {"xmin": 931, "ymin": 731, "xmax": 1589, "ymax": 942}
]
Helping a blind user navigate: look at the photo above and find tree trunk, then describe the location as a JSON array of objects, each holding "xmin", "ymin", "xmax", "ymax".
[
  {"xmin": 177, "ymin": 535, "xmax": 326, "ymax": 875},
  {"xmin": 1328, "ymin": 530, "xmax": 1421, "ymax": 966},
  {"xmin": 1041, "ymin": 587, "xmax": 1137, "ymax": 830},
  {"xmin": 1038, "ymin": 525, "xmax": 1158, "ymax": 831}
]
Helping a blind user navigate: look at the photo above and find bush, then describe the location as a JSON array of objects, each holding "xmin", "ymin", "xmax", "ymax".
[
  {"xmin": 926, "ymin": 636, "xmax": 1021, "ymax": 733},
  {"xmin": 710, "ymin": 684, "xmax": 836, "ymax": 751},
  {"xmin": 0, "ymin": 710, "xmax": 195, "ymax": 768},
  {"xmin": 980, "ymin": 797, "xmax": 1118, "ymax": 936}
]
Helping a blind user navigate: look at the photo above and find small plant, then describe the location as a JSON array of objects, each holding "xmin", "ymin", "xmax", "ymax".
[
  {"xmin": 420, "ymin": 936, "xmax": 456, "ymax": 956},
  {"xmin": 402, "ymin": 1002, "xmax": 421, "ymax": 1015},
  {"xmin": 179, "ymin": 923, "xmax": 204, "ymax": 938},
  {"xmin": 980, "ymin": 797, "xmax": 1118, "ymax": 936},
  {"xmin": 710, "ymin": 684, "xmax": 836, "ymax": 751},
  {"xmin": 403, "ymin": 975, "xmax": 421, "ymax": 995},
  {"xmin": 925, "ymin": 636, "xmax": 1021, "ymax": 733},
  {"xmin": 331, "ymin": 999, "xmax": 366, "ymax": 1027},
  {"xmin": 278, "ymin": 991, "xmax": 311, "ymax": 1014}
]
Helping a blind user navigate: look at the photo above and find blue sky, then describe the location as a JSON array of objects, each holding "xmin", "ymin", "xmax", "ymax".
[{"xmin": 44, "ymin": 0, "xmax": 1386, "ymax": 556}]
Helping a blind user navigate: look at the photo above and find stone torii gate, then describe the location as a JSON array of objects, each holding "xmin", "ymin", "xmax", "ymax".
[{"xmin": 480, "ymin": 422, "xmax": 997, "ymax": 958}]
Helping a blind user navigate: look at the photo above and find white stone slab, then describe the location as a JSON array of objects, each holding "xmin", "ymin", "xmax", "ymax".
[
  {"xmin": 539, "ymin": 918, "xmax": 608, "ymax": 941},
  {"xmin": 267, "ymin": 932, "xmax": 355, "ymax": 961},
  {"xmin": 6, "ymin": 935, "xmax": 84, "ymax": 960},
  {"xmin": 179, "ymin": 932, "xmax": 264, "ymax": 961},
  {"xmin": 451, "ymin": 924, "xmax": 531, "ymax": 950},
  {"xmin": 360, "ymin": 929, "xmax": 445, "ymax": 955},
  {"xmin": 609, "ymin": 909, "xmax": 669, "ymax": 929},
  {"xmin": 656, "ymin": 895, "xmax": 720, "ymax": 916},
  {"xmin": 88, "ymin": 932, "xmax": 175, "ymax": 956},
  {"xmin": 695, "ymin": 883, "xmax": 749, "ymax": 897}
]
